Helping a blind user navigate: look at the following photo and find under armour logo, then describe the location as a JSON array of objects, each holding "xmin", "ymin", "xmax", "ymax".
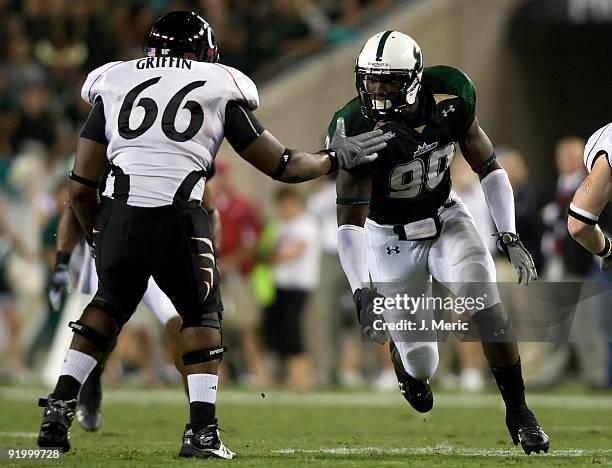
[
  {"xmin": 386, "ymin": 245, "xmax": 400, "ymax": 255},
  {"xmin": 442, "ymin": 105, "xmax": 456, "ymax": 117}
]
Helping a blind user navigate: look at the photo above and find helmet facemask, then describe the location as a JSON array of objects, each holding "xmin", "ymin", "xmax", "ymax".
[{"xmin": 356, "ymin": 68, "xmax": 421, "ymax": 121}]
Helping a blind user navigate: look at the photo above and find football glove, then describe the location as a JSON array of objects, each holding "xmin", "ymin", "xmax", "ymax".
[
  {"xmin": 353, "ymin": 287, "xmax": 387, "ymax": 345},
  {"xmin": 49, "ymin": 251, "xmax": 72, "ymax": 311},
  {"xmin": 495, "ymin": 232, "xmax": 538, "ymax": 285},
  {"xmin": 328, "ymin": 117, "xmax": 387, "ymax": 171}
]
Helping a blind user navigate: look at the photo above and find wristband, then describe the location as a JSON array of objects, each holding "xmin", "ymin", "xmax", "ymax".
[
  {"xmin": 596, "ymin": 236, "xmax": 612, "ymax": 258},
  {"xmin": 56, "ymin": 250, "xmax": 71, "ymax": 267},
  {"xmin": 271, "ymin": 148, "xmax": 291, "ymax": 180},
  {"xmin": 325, "ymin": 149, "xmax": 339, "ymax": 174}
]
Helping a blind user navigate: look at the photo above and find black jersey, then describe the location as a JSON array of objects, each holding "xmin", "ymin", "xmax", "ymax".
[{"xmin": 328, "ymin": 65, "xmax": 476, "ymax": 225}]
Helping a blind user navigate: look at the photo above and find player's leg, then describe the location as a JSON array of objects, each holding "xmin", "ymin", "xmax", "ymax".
[
  {"xmin": 428, "ymin": 197, "xmax": 549, "ymax": 454},
  {"xmin": 75, "ymin": 254, "xmax": 107, "ymax": 433},
  {"xmin": 37, "ymin": 201, "xmax": 150, "ymax": 452},
  {"xmin": 141, "ymin": 277, "xmax": 187, "ymax": 389},
  {"xmin": 364, "ymin": 219, "xmax": 437, "ymax": 412},
  {"xmin": 151, "ymin": 203, "xmax": 233, "ymax": 459},
  {"xmin": 76, "ymin": 335, "xmax": 116, "ymax": 432}
]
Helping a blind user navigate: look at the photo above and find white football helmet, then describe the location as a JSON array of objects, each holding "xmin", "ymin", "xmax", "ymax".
[{"xmin": 355, "ymin": 31, "xmax": 423, "ymax": 120}]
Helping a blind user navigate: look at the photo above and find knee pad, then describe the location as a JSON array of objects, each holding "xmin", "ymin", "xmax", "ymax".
[
  {"xmin": 181, "ymin": 310, "xmax": 223, "ymax": 331},
  {"xmin": 471, "ymin": 304, "xmax": 514, "ymax": 341},
  {"xmin": 68, "ymin": 320, "xmax": 114, "ymax": 352},
  {"xmin": 397, "ymin": 341, "xmax": 439, "ymax": 381},
  {"xmin": 182, "ymin": 345, "xmax": 227, "ymax": 366}
]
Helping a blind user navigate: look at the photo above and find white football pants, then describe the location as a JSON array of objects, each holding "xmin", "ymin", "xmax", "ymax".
[{"xmin": 364, "ymin": 193, "xmax": 500, "ymax": 380}]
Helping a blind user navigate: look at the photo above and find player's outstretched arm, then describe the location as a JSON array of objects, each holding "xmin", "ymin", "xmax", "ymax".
[
  {"xmin": 226, "ymin": 102, "xmax": 386, "ymax": 182},
  {"xmin": 70, "ymin": 137, "xmax": 108, "ymax": 238},
  {"xmin": 567, "ymin": 157, "xmax": 612, "ymax": 269},
  {"xmin": 460, "ymin": 117, "xmax": 537, "ymax": 284}
]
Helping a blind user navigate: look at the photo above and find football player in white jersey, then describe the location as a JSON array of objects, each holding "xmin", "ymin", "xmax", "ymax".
[
  {"xmin": 567, "ymin": 123, "xmax": 612, "ymax": 270},
  {"xmin": 48, "ymin": 165, "xmax": 220, "ymax": 433},
  {"xmin": 36, "ymin": 11, "xmax": 387, "ymax": 459},
  {"xmin": 332, "ymin": 31, "xmax": 548, "ymax": 454}
]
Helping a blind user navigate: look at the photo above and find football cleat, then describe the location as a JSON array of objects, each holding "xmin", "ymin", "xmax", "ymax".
[
  {"xmin": 389, "ymin": 341, "xmax": 433, "ymax": 413},
  {"xmin": 178, "ymin": 422, "xmax": 235, "ymax": 460},
  {"xmin": 506, "ymin": 406, "xmax": 550, "ymax": 455},
  {"xmin": 37, "ymin": 395, "xmax": 77, "ymax": 452},
  {"xmin": 76, "ymin": 370, "xmax": 102, "ymax": 432}
]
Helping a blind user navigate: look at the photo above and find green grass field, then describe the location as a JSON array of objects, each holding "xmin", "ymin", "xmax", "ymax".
[{"xmin": 1, "ymin": 386, "xmax": 611, "ymax": 466}]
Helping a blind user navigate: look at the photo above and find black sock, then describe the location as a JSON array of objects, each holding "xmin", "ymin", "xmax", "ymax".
[
  {"xmin": 52, "ymin": 375, "xmax": 81, "ymax": 401},
  {"xmin": 491, "ymin": 359, "xmax": 527, "ymax": 410},
  {"xmin": 80, "ymin": 365, "xmax": 103, "ymax": 405},
  {"xmin": 190, "ymin": 401, "xmax": 216, "ymax": 428}
]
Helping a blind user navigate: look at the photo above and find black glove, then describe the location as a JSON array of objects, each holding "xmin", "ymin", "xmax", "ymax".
[
  {"xmin": 49, "ymin": 251, "xmax": 72, "ymax": 311},
  {"xmin": 353, "ymin": 287, "xmax": 387, "ymax": 345}
]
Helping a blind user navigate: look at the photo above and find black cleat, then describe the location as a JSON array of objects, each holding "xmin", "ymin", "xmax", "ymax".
[
  {"xmin": 178, "ymin": 422, "xmax": 235, "ymax": 459},
  {"xmin": 506, "ymin": 406, "xmax": 550, "ymax": 455},
  {"xmin": 37, "ymin": 395, "xmax": 77, "ymax": 452},
  {"xmin": 77, "ymin": 370, "xmax": 102, "ymax": 432},
  {"xmin": 389, "ymin": 341, "xmax": 433, "ymax": 413}
]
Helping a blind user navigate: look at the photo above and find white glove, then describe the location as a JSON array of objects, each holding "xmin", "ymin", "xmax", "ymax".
[
  {"xmin": 49, "ymin": 265, "xmax": 72, "ymax": 311},
  {"xmin": 328, "ymin": 117, "xmax": 387, "ymax": 170},
  {"xmin": 495, "ymin": 232, "xmax": 538, "ymax": 285}
]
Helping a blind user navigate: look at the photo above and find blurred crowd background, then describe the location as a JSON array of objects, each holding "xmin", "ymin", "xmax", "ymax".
[{"xmin": 0, "ymin": 0, "xmax": 611, "ymax": 393}]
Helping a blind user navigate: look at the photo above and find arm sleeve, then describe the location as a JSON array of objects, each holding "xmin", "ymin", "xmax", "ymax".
[
  {"xmin": 337, "ymin": 225, "xmax": 369, "ymax": 292},
  {"xmin": 80, "ymin": 99, "xmax": 108, "ymax": 145},
  {"xmin": 224, "ymin": 101, "xmax": 265, "ymax": 153},
  {"xmin": 480, "ymin": 169, "xmax": 516, "ymax": 234}
]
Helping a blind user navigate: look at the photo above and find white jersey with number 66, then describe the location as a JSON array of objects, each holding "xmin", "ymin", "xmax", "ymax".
[{"xmin": 81, "ymin": 57, "xmax": 259, "ymax": 207}]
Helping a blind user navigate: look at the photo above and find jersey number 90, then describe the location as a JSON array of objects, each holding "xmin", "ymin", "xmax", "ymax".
[
  {"xmin": 388, "ymin": 143, "xmax": 455, "ymax": 199},
  {"xmin": 118, "ymin": 77, "xmax": 206, "ymax": 142}
]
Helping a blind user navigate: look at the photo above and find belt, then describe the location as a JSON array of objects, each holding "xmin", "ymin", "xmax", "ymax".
[{"xmin": 392, "ymin": 199, "xmax": 455, "ymax": 241}]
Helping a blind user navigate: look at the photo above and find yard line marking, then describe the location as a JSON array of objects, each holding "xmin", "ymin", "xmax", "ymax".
[
  {"xmin": 272, "ymin": 446, "xmax": 612, "ymax": 457},
  {"xmin": 0, "ymin": 432, "xmax": 38, "ymax": 438}
]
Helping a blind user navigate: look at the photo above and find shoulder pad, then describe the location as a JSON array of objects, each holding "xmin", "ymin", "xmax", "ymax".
[
  {"xmin": 213, "ymin": 63, "xmax": 259, "ymax": 111},
  {"xmin": 81, "ymin": 61, "xmax": 124, "ymax": 106}
]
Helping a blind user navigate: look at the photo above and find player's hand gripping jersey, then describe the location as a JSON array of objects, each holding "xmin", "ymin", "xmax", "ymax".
[
  {"xmin": 81, "ymin": 57, "xmax": 258, "ymax": 207},
  {"xmin": 328, "ymin": 65, "xmax": 475, "ymax": 224}
]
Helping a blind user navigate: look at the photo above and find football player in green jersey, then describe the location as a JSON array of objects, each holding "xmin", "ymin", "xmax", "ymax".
[{"xmin": 331, "ymin": 31, "xmax": 548, "ymax": 455}]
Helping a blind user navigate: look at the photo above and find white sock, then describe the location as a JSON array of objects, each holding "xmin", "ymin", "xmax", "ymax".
[
  {"xmin": 187, "ymin": 373, "xmax": 218, "ymax": 403},
  {"xmin": 60, "ymin": 349, "xmax": 98, "ymax": 384}
]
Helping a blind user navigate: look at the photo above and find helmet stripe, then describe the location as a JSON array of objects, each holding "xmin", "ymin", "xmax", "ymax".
[{"xmin": 375, "ymin": 31, "xmax": 393, "ymax": 61}]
